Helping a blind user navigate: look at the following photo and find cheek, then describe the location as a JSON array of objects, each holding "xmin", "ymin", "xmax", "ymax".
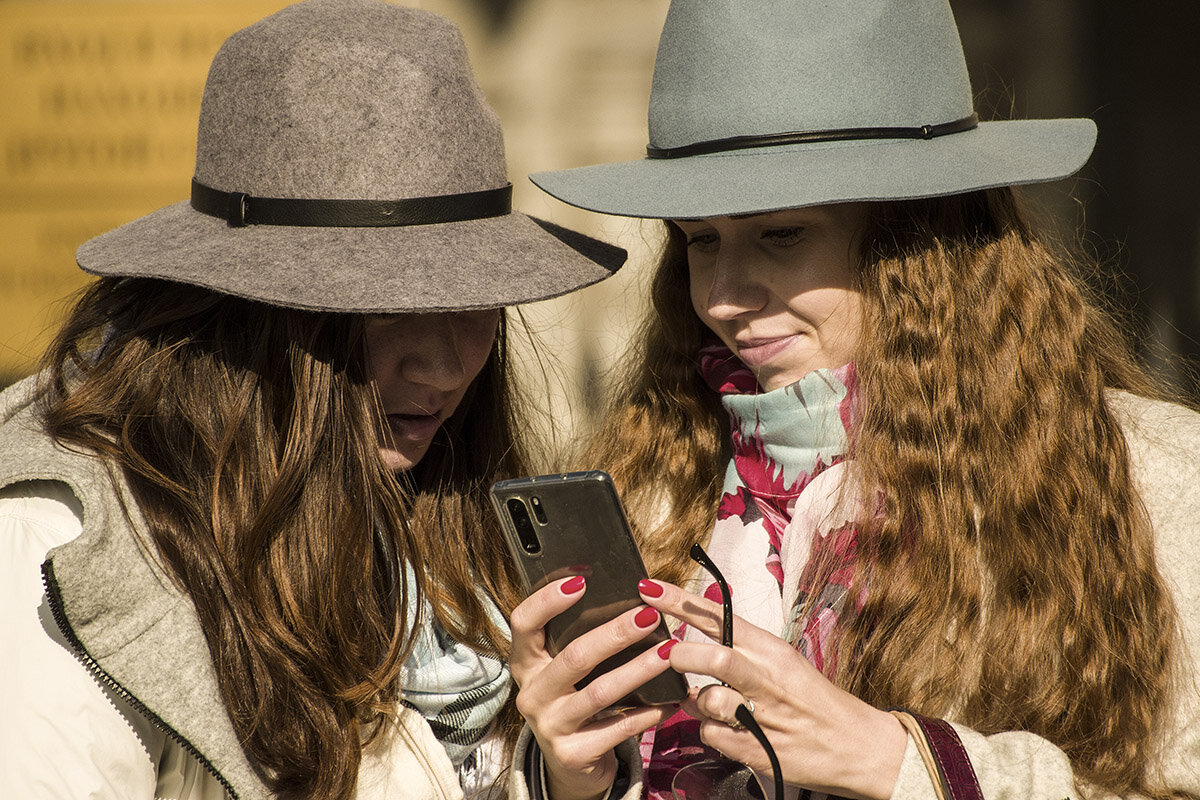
[
  {"xmin": 824, "ymin": 291, "xmax": 865, "ymax": 358},
  {"xmin": 363, "ymin": 324, "xmax": 394, "ymax": 382},
  {"xmin": 687, "ymin": 261, "xmax": 713, "ymax": 319},
  {"xmin": 456, "ymin": 311, "xmax": 501, "ymax": 380}
]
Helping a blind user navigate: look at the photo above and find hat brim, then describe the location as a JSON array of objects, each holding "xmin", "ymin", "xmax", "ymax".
[
  {"xmin": 530, "ymin": 119, "xmax": 1097, "ymax": 220},
  {"xmin": 76, "ymin": 203, "xmax": 626, "ymax": 313}
]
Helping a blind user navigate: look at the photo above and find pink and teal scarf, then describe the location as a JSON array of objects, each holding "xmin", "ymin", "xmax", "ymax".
[{"xmin": 641, "ymin": 341, "xmax": 862, "ymax": 800}]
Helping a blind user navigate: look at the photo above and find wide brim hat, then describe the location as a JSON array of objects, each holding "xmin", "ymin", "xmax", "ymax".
[
  {"xmin": 531, "ymin": 0, "xmax": 1097, "ymax": 220},
  {"xmin": 77, "ymin": 0, "xmax": 625, "ymax": 312}
]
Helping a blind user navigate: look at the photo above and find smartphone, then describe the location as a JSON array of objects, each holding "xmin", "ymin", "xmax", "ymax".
[{"xmin": 491, "ymin": 470, "xmax": 688, "ymax": 708}]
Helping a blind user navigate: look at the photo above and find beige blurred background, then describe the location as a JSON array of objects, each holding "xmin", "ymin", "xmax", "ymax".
[{"xmin": 2, "ymin": 0, "xmax": 1198, "ymax": 439}]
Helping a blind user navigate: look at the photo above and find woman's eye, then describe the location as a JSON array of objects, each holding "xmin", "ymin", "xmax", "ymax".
[
  {"xmin": 685, "ymin": 231, "xmax": 719, "ymax": 251},
  {"xmin": 761, "ymin": 226, "xmax": 805, "ymax": 245}
]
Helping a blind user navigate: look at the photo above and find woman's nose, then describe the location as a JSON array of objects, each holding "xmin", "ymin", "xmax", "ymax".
[
  {"xmin": 702, "ymin": 251, "xmax": 768, "ymax": 321},
  {"xmin": 398, "ymin": 315, "xmax": 468, "ymax": 391}
]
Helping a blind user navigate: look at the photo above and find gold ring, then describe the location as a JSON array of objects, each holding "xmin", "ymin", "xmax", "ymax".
[{"xmin": 728, "ymin": 699, "xmax": 754, "ymax": 729}]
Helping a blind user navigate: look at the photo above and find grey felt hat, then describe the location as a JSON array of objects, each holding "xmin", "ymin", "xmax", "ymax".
[
  {"xmin": 531, "ymin": 0, "xmax": 1097, "ymax": 220},
  {"xmin": 76, "ymin": 0, "xmax": 625, "ymax": 313}
]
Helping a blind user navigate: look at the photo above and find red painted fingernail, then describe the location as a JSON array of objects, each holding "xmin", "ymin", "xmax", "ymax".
[
  {"xmin": 657, "ymin": 640, "xmax": 677, "ymax": 659},
  {"xmin": 634, "ymin": 606, "xmax": 659, "ymax": 628},
  {"xmin": 638, "ymin": 579, "xmax": 663, "ymax": 598},
  {"xmin": 561, "ymin": 576, "xmax": 585, "ymax": 594}
]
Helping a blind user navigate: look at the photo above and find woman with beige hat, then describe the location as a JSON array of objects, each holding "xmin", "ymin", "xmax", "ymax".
[
  {"xmin": 0, "ymin": 1, "xmax": 624, "ymax": 798},
  {"xmin": 508, "ymin": 2, "xmax": 1200, "ymax": 800}
]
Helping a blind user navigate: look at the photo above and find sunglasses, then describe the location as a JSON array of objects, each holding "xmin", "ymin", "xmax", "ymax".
[{"xmin": 689, "ymin": 543, "xmax": 785, "ymax": 800}]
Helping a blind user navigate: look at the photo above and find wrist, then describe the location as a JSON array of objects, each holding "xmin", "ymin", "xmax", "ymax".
[
  {"xmin": 545, "ymin": 773, "xmax": 614, "ymax": 800},
  {"xmin": 543, "ymin": 753, "xmax": 618, "ymax": 800},
  {"xmin": 836, "ymin": 705, "xmax": 907, "ymax": 800}
]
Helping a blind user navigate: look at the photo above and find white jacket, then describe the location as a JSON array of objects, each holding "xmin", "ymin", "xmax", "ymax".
[
  {"xmin": 0, "ymin": 481, "xmax": 480, "ymax": 800},
  {"xmin": 0, "ymin": 373, "xmax": 498, "ymax": 800}
]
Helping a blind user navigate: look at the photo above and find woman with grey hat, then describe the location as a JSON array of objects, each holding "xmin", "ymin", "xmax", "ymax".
[
  {"xmin": 508, "ymin": 2, "xmax": 1200, "ymax": 800},
  {"xmin": 0, "ymin": 1, "xmax": 624, "ymax": 799}
]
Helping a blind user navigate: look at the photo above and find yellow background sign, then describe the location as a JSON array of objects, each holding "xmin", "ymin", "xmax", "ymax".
[{"xmin": 0, "ymin": 0, "xmax": 292, "ymax": 381}]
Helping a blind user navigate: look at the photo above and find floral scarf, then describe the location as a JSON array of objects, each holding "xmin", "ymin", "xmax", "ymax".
[{"xmin": 641, "ymin": 342, "xmax": 862, "ymax": 800}]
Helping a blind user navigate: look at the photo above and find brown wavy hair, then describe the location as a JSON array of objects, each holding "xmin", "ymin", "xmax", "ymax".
[
  {"xmin": 40, "ymin": 277, "xmax": 530, "ymax": 799},
  {"xmin": 588, "ymin": 189, "xmax": 1179, "ymax": 795}
]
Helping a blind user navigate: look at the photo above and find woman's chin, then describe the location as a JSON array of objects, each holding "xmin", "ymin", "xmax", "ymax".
[
  {"xmin": 756, "ymin": 356, "xmax": 849, "ymax": 392},
  {"xmin": 379, "ymin": 441, "xmax": 432, "ymax": 472}
]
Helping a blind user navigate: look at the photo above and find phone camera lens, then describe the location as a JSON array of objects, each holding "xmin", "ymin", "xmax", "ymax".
[
  {"xmin": 530, "ymin": 496, "xmax": 549, "ymax": 525},
  {"xmin": 506, "ymin": 498, "xmax": 541, "ymax": 555}
]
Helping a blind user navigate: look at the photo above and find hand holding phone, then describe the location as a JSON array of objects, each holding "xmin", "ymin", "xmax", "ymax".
[{"xmin": 492, "ymin": 470, "xmax": 688, "ymax": 708}]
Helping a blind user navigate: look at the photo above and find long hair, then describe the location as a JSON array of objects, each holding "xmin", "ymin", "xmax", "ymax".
[
  {"xmin": 586, "ymin": 189, "xmax": 1179, "ymax": 795},
  {"xmin": 40, "ymin": 277, "xmax": 530, "ymax": 800},
  {"xmin": 582, "ymin": 227, "xmax": 728, "ymax": 590}
]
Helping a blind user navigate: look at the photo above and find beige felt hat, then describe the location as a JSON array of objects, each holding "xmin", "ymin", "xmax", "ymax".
[{"xmin": 77, "ymin": 0, "xmax": 625, "ymax": 312}]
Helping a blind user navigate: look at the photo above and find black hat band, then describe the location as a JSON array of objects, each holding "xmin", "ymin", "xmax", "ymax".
[
  {"xmin": 646, "ymin": 114, "xmax": 979, "ymax": 159},
  {"xmin": 190, "ymin": 178, "xmax": 513, "ymax": 228}
]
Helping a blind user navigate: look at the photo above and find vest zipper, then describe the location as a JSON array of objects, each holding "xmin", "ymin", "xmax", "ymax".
[{"xmin": 41, "ymin": 558, "xmax": 240, "ymax": 800}]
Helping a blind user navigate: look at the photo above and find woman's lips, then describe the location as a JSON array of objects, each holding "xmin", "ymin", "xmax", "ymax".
[
  {"xmin": 735, "ymin": 335, "xmax": 798, "ymax": 367},
  {"xmin": 386, "ymin": 413, "xmax": 442, "ymax": 441}
]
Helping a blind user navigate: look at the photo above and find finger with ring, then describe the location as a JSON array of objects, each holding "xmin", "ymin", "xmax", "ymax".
[{"xmin": 728, "ymin": 698, "xmax": 754, "ymax": 729}]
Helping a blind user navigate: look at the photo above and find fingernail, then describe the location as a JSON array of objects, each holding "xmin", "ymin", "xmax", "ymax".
[
  {"xmin": 657, "ymin": 640, "xmax": 677, "ymax": 659},
  {"xmin": 634, "ymin": 606, "xmax": 659, "ymax": 628},
  {"xmin": 638, "ymin": 579, "xmax": 663, "ymax": 598},
  {"xmin": 561, "ymin": 576, "xmax": 585, "ymax": 594}
]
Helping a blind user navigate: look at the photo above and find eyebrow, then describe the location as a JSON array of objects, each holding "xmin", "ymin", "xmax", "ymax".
[{"xmin": 673, "ymin": 211, "xmax": 770, "ymax": 223}]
